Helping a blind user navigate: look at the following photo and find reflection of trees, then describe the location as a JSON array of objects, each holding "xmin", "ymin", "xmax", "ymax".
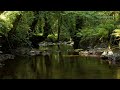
[
  {"xmin": 29, "ymin": 56, "xmax": 40, "ymax": 78},
  {"xmin": 116, "ymin": 68, "xmax": 120, "ymax": 79},
  {"xmin": 30, "ymin": 56, "xmax": 37, "ymax": 72},
  {"xmin": 44, "ymin": 54, "xmax": 52, "ymax": 79},
  {"xmin": 12, "ymin": 53, "xmax": 53, "ymax": 79},
  {"xmin": 30, "ymin": 56, "xmax": 43, "ymax": 79},
  {"xmin": 0, "ymin": 45, "xmax": 118, "ymax": 79},
  {"xmin": 58, "ymin": 45, "xmax": 64, "ymax": 70}
]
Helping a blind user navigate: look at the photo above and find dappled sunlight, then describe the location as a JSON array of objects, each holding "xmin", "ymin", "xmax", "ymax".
[
  {"xmin": 0, "ymin": 15, "xmax": 7, "ymax": 20},
  {"xmin": 0, "ymin": 11, "xmax": 120, "ymax": 79}
]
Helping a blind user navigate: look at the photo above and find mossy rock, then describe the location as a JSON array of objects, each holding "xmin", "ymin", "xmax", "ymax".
[{"xmin": 74, "ymin": 49, "xmax": 83, "ymax": 52}]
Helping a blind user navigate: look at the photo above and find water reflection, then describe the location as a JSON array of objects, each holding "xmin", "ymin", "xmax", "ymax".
[
  {"xmin": 44, "ymin": 54, "xmax": 52, "ymax": 78},
  {"xmin": 0, "ymin": 45, "xmax": 119, "ymax": 79}
]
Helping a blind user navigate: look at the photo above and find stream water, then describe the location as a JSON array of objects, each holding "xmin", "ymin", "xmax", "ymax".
[{"xmin": 0, "ymin": 44, "xmax": 120, "ymax": 79}]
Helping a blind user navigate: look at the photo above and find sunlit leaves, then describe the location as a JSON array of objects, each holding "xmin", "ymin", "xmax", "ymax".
[
  {"xmin": 12, "ymin": 11, "xmax": 34, "ymax": 47},
  {"xmin": 0, "ymin": 11, "xmax": 21, "ymax": 36},
  {"xmin": 112, "ymin": 29, "xmax": 120, "ymax": 37},
  {"xmin": 0, "ymin": 11, "xmax": 119, "ymax": 48}
]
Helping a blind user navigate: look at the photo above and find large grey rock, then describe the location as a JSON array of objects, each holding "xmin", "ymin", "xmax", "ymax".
[
  {"xmin": 100, "ymin": 50, "xmax": 120, "ymax": 61},
  {"xmin": 0, "ymin": 54, "xmax": 15, "ymax": 62},
  {"xmin": 29, "ymin": 50, "xmax": 42, "ymax": 56}
]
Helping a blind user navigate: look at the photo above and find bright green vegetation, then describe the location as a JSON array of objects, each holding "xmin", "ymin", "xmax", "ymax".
[
  {"xmin": 0, "ymin": 11, "xmax": 120, "ymax": 52},
  {"xmin": 1, "ymin": 11, "xmax": 120, "ymax": 79}
]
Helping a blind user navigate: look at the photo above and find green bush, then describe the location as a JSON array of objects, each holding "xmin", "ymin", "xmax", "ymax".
[
  {"xmin": 0, "ymin": 11, "xmax": 21, "ymax": 36},
  {"xmin": 46, "ymin": 34, "xmax": 57, "ymax": 42},
  {"xmin": 8, "ymin": 11, "xmax": 34, "ymax": 48},
  {"xmin": 59, "ymin": 34, "xmax": 70, "ymax": 41}
]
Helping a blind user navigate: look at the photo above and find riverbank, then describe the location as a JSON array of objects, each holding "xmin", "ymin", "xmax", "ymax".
[{"xmin": 1, "ymin": 41, "xmax": 120, "ymax": 63}]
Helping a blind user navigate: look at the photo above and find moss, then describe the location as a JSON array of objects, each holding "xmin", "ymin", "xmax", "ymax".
[{"xmin": 46, "ymin": 34, "xmax": 57, "ymax": 42}]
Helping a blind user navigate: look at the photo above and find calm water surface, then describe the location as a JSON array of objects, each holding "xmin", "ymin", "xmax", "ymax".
[{"xmin": 0, "ymin": 45, "xmax": 120, "ymax": 79}]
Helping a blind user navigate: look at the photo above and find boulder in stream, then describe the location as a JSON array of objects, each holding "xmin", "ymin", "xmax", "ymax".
[
  {"xmin": 29, "ymin": 50, "xmax": 42, "ymax": 56},
  {"xmin": 100, "ymin": 49, "xmax": 116, "ymax": 60},
  {"xmin": 0, "ymin": 54, "xmax": 15, "ymax": 62}
]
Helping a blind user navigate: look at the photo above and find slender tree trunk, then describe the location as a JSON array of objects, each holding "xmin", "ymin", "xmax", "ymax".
[
  {"xmin": 57, "ymin": 14, "xmax": 61, "ymax": 42},
  {"xmin": 43, "ymin": 16, "xmax": 51, "ymax": 38},
  {"xmin": 30, "ymin": 11, "xmax": 39, "ymax": 33},
  {"xmin": 70, "ymin": 16, "xmax": 83, "ymax": 49},
  {"xmin": 29, "ymin": 15, "xmax": 51, "ymax": 48},
  {"xmin": 9, "ymin": 14, "xmax": 22, "ymax": 35},
  {"xmin": 8, "ymin": 14, "xmax": 22, "ymax": 49}
]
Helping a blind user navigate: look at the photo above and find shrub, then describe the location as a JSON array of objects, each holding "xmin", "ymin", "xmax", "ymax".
[{"xmin": 46, "ymin": 34, "xmax": 57, "ymax": 42}]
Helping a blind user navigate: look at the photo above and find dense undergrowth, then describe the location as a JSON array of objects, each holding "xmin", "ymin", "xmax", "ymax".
[{"xmin": 0, "ymin": 11, "xmax": 120, "ymax": 53}]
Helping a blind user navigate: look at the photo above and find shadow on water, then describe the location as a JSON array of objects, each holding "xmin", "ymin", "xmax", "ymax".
[{"xmin": 0, "ymin": 44, "xmax": 120, "ymax": 79}]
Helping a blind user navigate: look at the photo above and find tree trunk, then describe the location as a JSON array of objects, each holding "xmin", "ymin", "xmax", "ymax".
[
  {"xmin": 2, "ymin": 14, "xmax": 22, "ymax": 53},
  {"xmin": 9, "ymin": 14, "xmax": 22, "ymax": 35},
  {"xmin": 43, "ymin": 16, "xmax": 51, "ymax": 38},
  {"xmin": 70, "ymin": 16, "xmax": 83, "ymax": 49},
  {"xmin": 29, "ymin": 15, "xmax": 51, "ymax": 48},
  {"xmin": 30, "ymin": 11, "xmax": 39, "ymax": 33},
  {"xmin": 57, "ymin": 14, "xmax": 61, "ymax": 42}
]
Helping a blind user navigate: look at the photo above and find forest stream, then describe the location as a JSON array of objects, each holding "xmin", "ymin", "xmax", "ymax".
[{"xmin": 0, "ymin": 44, "xmax": 120, "ymax": 79}]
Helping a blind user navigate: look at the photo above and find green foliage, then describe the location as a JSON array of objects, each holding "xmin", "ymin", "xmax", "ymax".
[
  {"xmin": 46, "ymin": 34, "xmax": 57, "ymax": 42},
  {"xmin": 0, "ymin": 11, "xmax": 21, "ymax": 36},
  {"xmin": 112, "ymin": 29, "xmax": 120, "ymax": 37},
  {"xmin": 9, "ymin": 11, "xmax": 34, "ymax": 47},
  {"xmin": 0, "ymin": 11, "xmax": 120, "ymax": 49},
  {"xmin": 76, "ymin": 14, "xmax": 116, "ymax": 47}
]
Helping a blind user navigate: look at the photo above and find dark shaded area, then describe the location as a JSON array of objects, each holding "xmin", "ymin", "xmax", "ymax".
[
  {"xmin": 29, "ymin": 35, "xmax": 45, "ymax": 48},
  {"xmin": 57, "ymin": 15, "xmax": 62, "ymax": 42},
  {"xmin": 43, "ymin": 16, "xmax": 51, "ymax": 38},
  {"xmin": 29, "ymin": 11, "xmax": 39, "ymax": 33},
  {"xmin": 44, "ymin": 54, "xmax": 52, "ymax": 78},
  {"xmin": 0, "ymin": 11, "xmax": 4, "ymax": 15},
  {"xmin": 70, "ymin": 16, "xmax": 83, "ymax": 49},
  {"xmin": 0, "ymin": 35, "xmax": 9, "ymax": 53},
  {"xmin": 29, "ymin": 16, "xmax": 51, "ymax": 48},
  {"xmin": 110, "ymin": 36, "xmax": 120, "ymax": 45},
  {"xmin": 76, "ymin": 16, "xmax": 83, "ymax": 29},
  {"xmin": 72, "ymin": 37, "xmax": 81, "ymax": 49}
]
